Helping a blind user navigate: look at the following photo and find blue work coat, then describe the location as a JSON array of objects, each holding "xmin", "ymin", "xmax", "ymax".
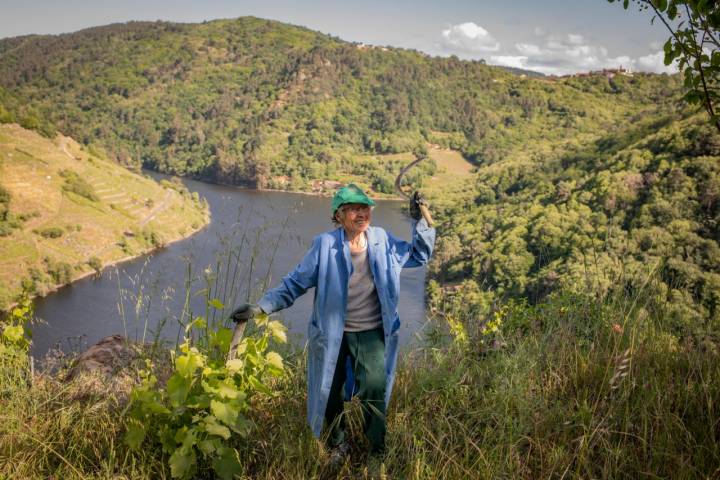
[{"xmin": 257, "ymin": 218, "xmax": 435, "ymax": 437}]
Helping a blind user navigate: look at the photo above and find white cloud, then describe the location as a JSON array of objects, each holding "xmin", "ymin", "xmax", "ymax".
[
  {"xmin": 491, "ymin": 36, "xmax": 632, "ymax": 75},
  {"xmin": 490, "ymin": 55, "xmax": 528, "ymax": 69},
  {"xmin": 489, "ymin": 32, "xmax": 678, "ymax": 75},
  {"xmin": 440, "ymin": 22, "xmax": 500, "ymax": 53},
  {"xmin": 439, "ymin": 24, "xmax": 680, "ymax": 75},
  {"xmin": 567, "ymin": 34, "xmax": 584, "ymax": 45},
  {"xmin": 516, "ymin": 43, "xmax": 542, "ymax": 56},
  {"xmin": 636, "ymin": 50, "xmax": 677, "ymax": 74}
]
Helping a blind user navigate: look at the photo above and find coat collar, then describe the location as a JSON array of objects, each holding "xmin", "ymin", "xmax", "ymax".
[{"xmin": 335, "ymin": 226, "xmax": 380, "ymax": 273}]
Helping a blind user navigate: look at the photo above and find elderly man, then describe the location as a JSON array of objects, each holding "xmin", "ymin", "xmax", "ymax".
[{"xmin": 233, "ymin": 183, "xmax": 435, "ymax": 466}]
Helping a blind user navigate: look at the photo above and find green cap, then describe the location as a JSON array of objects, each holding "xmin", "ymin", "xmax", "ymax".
[{"xmin": 331, "ymin": 183, "xmax": 376, "ymax": 214}]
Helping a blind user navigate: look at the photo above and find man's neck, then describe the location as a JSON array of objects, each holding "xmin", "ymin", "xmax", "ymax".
[{"xmin": 345, "ymin": 230, "xmax": 366, "ymax": 249}]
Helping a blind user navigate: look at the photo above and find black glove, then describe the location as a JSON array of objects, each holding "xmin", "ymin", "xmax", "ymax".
[
  {"xmin": 231, "ymin": 303, "xmax": 262, "ymax": 322},
  {"xmin": 409, "ymin": 191, "xmax": 428, "ymax": 221}
]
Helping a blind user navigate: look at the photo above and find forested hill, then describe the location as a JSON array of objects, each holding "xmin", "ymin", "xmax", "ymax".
[
  {"xmin": 0, "ymin": 17, "xmax": 717, "ymax": 322},
  {"xmin": 0, "ymin": 17, "xmax": 678, "ymax": 192}
]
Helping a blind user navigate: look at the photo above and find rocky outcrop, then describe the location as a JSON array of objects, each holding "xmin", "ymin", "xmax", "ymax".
[{"xmin": 65, "ymin": 334, "xmax": 137, "ymax": 381}]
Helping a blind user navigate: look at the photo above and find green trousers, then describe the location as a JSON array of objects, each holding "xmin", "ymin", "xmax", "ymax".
[{"xmin": 325, "ymin": 327, "xmax": 386, "ymax": 453}]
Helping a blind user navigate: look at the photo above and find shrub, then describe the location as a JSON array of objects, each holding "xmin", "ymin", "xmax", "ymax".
[
  {"xmin": 58, "ymin": 169, "xmax": 99, "ymax": 201},
  {"xmin": 0, "ymin": 185, "xmax": 10, "ymax": 221},
  {"xmin": 44, "ymin": 258, "xmax": 73, "ymax": 285},
  {"xmin": 88, "ymin": 256, "xmax": 103, "ymax": 273},
  {"xmin": 126, "ymin": 308, "xmax": 288, "ymax": 480},
  {"xmin": 0, "ymin": 223, "xmax": 12, "ymax": 237},
  {"xmin": 36, "ymin": 227, "xmax": 64, "ymax": 238}
]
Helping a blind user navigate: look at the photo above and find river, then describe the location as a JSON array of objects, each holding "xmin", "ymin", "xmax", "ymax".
[{"xmin": 30, "ymin": 174, "xmax": 429, "ymax": 358}]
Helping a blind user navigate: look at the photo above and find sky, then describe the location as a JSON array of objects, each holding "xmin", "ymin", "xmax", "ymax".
[{"xmin": 0, "ymin": 0, "xmax": 678, "ymax": 75}]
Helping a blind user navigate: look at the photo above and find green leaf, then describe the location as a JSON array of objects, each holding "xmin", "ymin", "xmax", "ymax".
[
  {"xmin": 212, "ymin": 447, "xmax": 243, "ymax": 480},
  {"xmin": 159, "ymin": 426, "xmax": 178, "ymax": 453},
  {"xmin": 198, "ymin": 438, "xmax": 220, "ymax": 455},
  {"xmin": 169, "ymin": 447, "xmax": 196, "ymax": 479},
  {"xmin": 254, "ymin": 312, "xmax": 269, "ymax": 327},
  {"xmin": 711, "ymin": 52, "xmax": 720, "ymax": 68},
  {"xmin": 226, "ymin": 358, "xmax": 244, "ymax": 373},
  {"xmin": 211, "ymin": 399, "xmax": 239, "ymax": 426},
  {"xmin": 175, "ymin": 350, "xmax": 205, "ymax": 377},
  {"xmin": 216, "ymin": 381, "xmax": 242, "ymax": 400},
  {"xmin": 167, "ymin": 373, "xmax": 191, "ymax": 407},
  {"xmin": 145, "ymin": 398, "xmax": 171, "ymax": 415},
  {"xmin": 185, "ymin": 317, "xmax": 206, "ymax": 334},
  {"xmin": 208, "ymin": 298, "xmax": 225, "ymax": 310},
  {"xmin": 174, "ymin": 426, "xmax": 197, "ymax": 448},
  {"xmin": 124, "ymin": 419, "xmax": 146, "ymax": 450},
  {"xmin": 249, "ymin": 375, "xmax": 272, "ymax": 395},
  {"xmin": 211, "ymin": 327, "xmax": 233, "ymax": 353},
  {"xmin": 267, "ymin": 320, "xmax": 287, "ymax": 343},
  {"xmin": 203, "ymin": 415, "xmax": 232, "ymax": 440},
  {"xmin": 652, "ymin": 0, "xmax": 667, "ymax": 12},
  {"xmin": 3, "ymin": 325, "xmax": 24, "ymax": 343},
  {"xmin": 265, "ymin": 351, "xmax": 284, "ymax": 375},
  {"xmin": 188, "ymin": 392, "xmax": 212, "ymax": 409}
]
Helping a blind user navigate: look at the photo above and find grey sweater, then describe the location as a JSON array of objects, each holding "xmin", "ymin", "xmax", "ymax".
[{"xmin": 344, "ymin": 246, "xmax": 383, "ymax": 332}]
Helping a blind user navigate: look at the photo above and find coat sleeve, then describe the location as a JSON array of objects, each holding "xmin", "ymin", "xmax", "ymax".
[
  {"xmin": 257, "ymin": 236, "xmax": 320, "ymax": 314},
  {"xmin": 387, "ymin": 217, "xmax": 436, "ymax": 268}
]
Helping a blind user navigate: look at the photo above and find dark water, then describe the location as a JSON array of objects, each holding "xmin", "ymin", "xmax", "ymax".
[{"xmin": 30, "ymin": 174, "xmax": 428, "ymax": 357}]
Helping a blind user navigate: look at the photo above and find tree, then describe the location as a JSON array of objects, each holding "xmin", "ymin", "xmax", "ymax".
[{"xmin": 608, "ymin": 0, "xmax": 720, "ymax": 132}]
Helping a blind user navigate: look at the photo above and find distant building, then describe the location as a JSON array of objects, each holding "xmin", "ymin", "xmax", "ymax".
[{"xmin": 559, "ymin": 66, "xmax": 634, "ymax": 79}]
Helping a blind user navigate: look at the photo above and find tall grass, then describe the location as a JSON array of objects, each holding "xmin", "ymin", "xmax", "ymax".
[{"xmin": 1, "ymin": 242, "xmax": 719, "ymax": 478}]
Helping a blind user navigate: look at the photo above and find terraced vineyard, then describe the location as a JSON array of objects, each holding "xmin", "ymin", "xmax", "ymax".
[{"xmin": 0, "ymin": 123, "xmax": 209, "ymax": 309}]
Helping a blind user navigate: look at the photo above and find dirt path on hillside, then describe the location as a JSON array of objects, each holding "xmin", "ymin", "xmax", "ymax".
[{"xmin": 58, "ymin": 137, "xmax": 75, "ymax": 161}]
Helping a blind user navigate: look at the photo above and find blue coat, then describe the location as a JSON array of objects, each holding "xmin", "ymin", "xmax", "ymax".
[{"xmin": 257, "ymin": 218, "xmax": 435, "ymax": 437}]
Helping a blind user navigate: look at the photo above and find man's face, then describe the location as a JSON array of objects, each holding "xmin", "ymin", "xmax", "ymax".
[{"xmin": 338, "ymin": 203, "xmax": 372, "ymax": 235}]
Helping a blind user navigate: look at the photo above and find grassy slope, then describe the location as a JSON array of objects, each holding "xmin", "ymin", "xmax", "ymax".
[
  {"xmin": 3, "ymin": 285, "xmax": 718, "ymax": 479},
  {"xmin": 0, "ymin": 123, "xmax": 209, "ymax": 309}
]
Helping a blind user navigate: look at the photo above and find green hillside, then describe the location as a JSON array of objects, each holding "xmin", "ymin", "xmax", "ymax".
[
  {"xmin": 0, "ymin": 123, "xmax": 209, "ymax": 309},
  {"xmin": 0, "ymin": 18, "xmax": 678, "ymax": 190},
  {"xmin": 2, "ymin": 17, "xmax": 720, "ymax": 480},
  {"xmin": 0, "ymin": 16, "xmax": 716, "ymax": 321}
]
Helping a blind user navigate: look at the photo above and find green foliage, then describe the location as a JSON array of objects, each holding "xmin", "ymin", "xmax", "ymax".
[
  {"xmin": 609, "ymin": 0, "xmax": 720, "ymax": 132},
  {"xmin": 0, "ymin": 184, "xmax": 16, "ymax": 237},
  {"xmin": 88, "ymin": 255, "xmax": 103, "ymax": 273},
  {"xmin": 43, "ymin": 257, "xmax": 74, "ymax": 285},
  {"xmin": 0, "ymin": 184, "xmax": 9, "ymax": 221},
  {"xmin": 126, "ymin": 305, "xmax": 288, "ymax": 479},
  {"xmin": 0, "ymin": 291, "xmax": 32, "ymax": 354},
  {"xmin": 58, "ymin": 169, "xmax": 99, "ymax": 201},
  {"xmin": 429, "ymin": 111, "xmax": 720, "ymax": 321},
  {"xmin": 35, "ymin": 226, "xmax": 64, "ymax": 238},
  {"xmin": 0, "ymin": 18, "xmax": 682, "ymax": 193}
]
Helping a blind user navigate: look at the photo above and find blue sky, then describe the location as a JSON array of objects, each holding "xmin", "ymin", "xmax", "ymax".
[{"xmin": 0, "ymin": 0, "xmax": 676, "ymax": 75}]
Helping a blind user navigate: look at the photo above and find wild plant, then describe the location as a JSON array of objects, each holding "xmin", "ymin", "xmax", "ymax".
[{"xmin": 124, "ymin": 303, "xmax": 288, "ymax": 480}]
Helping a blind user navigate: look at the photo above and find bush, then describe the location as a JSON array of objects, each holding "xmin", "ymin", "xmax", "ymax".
[
  {"xmin": 58, "ymin": 169, "xmax": 99, "ymax": 202},
  {"xmin": 126, "ymin": 311, "xmax": 288, "ymax": 479},
  {"xmin": 0, "ymin": 223, "xmax": 13, "ymax": 237},
  {"xmin": 35, "ymin": 227, "xmax": 64, "ymax": 238},
  {"xmin": 0, "ymin": 185, "xmax": 10, "ymax": 222},
  {"xmin": 44, "ymin": 258, "xmax": 73, "ymax": 285},
  {"xmin": 87, "ymin": 256, "xmax": 103, "ymax": 273}
]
